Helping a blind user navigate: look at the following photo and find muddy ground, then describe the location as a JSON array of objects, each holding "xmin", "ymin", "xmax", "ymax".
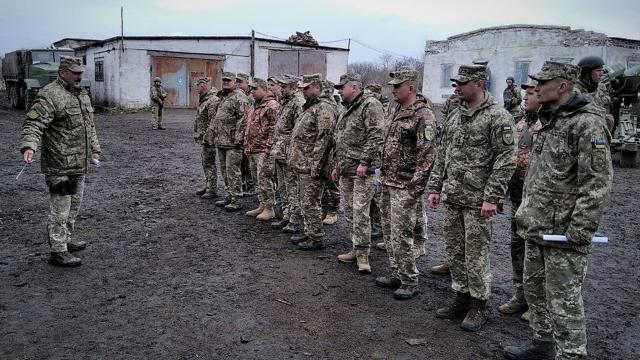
[{"xmin": 1, "ymin": 94, "xmax": 639, "ymax": 359}]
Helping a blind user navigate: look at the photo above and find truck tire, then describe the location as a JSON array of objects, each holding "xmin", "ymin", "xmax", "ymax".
[
  {"xmin": 620, "ymin": 150, "xmax": 637, "ymax": 168},
  {"xmin": 12, "ymin": 86, "xmax": 24, "ymax": 110}
]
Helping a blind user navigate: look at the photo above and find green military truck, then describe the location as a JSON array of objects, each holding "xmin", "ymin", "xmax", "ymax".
[{"xmin": 1, "ymin": 48, "xmax": 89, "ymax": 110}]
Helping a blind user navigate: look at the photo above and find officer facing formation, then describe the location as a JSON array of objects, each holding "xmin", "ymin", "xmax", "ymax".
[
  {"xmin": 20, "ymin": 56, "xmax": 101, "ymax": 267},
  {"xmin": 150, "ymin": 77, "xmax": 168, "ymax": 130},
  {"xmin": 504, "ymin": 61, "xmax": 613, "ymax": 360},
  {"xmin": 575, "ymin": 55, "xmax": 615, "ymax": 131},
  {"xmin": 428, "ymin": 64, "xmax": 517, "ymax": 331},
  {"xmin": 193, "ymin": 77, "xmax": 220, "ymax": 199}
]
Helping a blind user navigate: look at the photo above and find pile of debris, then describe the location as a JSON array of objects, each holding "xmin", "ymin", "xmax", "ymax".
[{"xmin": 287, "ymin": 31, "xmax": 319, "ymax": 46}]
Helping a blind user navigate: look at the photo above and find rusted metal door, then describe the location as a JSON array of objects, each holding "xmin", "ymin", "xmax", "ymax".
[
  {"xmin": 269, "ymin": 50, "xmax": 327, "ymax": 78},
  {"xmin": 298, "ymin": 51, "xmax": 326, "ymax": 76},
  {"xmin": 187, "ymin": 59, "xmax": 222, "ymax": 107},
  {"xmin": 151, "ymin": 57, "xmax": 187, "ymax": 107}
]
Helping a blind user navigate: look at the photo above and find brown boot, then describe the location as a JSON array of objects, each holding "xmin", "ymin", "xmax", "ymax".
[
  {"xmin": 375, "ymin": 242, "xmax": 386, "ymax": 251},
  {"xmin": 322, "ymin": 211, "xmax": 338, "ymax": 225},
  {"xmin": 256, "ymin": 205, "xmax": 276, "ymax": 221},
  {"xmin": 520, "ymin": 310, "xmax": 530, "ymax": 322},
  {"xmin": 461, "ymin": 297, "xmax": 488, "ymax": 332},
  {"xmin": 414, "ymin": 244, "xmax": 426, "ymax": 258},
  {"xmin": 356, "ymin": 251, "xmax": 371, "ymax": 273},
  {"xmin": 245, "ymin": 203, "xmax": 265, "ymax": 217},
  {"xmin": 337, "ymin": 250, "xmax": 357, "ymax": 263},
  {"xmin": 499, "ymin": 295, "xmax": 528, "ymax": 314},
  {"xmin": 436, "ymin": 291, "xmax": 470, "ymax": 319},
  {"xmin": 431, "ymin": 262, "xmax": 450, "ymax": 275}
]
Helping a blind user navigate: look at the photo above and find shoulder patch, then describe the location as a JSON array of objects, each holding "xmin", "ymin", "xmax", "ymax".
[
  {"xmin": 26, "ymin": 110, "xmax": 39, "ymax": 119},
  {"xmin": 501, "ymin": 124, "xmax": 514, "ymax": 145},
  {"xmin": 592, "ymin": 138, "xmax": 607, "ymax": 149},
  {"xmin": 424, "ymin": 123, "xmax": 435, "ymax": 141}
]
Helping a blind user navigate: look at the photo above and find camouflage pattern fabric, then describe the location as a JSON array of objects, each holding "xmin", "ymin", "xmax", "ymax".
[
  {"xmin": 441, "ymin": 94, "xmax": 460, "ymax": 121},
  {"xmin": 443, "ymin": 203, "xmax": 492, "ymax": 300},
  {"xmin": 575, "ymin": 80, "xmax": 615, "ymax": 130},
  {"xmin": 151, "ymin": 106, "xmax": 163, "ymax": 129},
  {"xmin": 46, "ymin": 175, "xmax": 85, "ymax": 252},
  {"xmin": 503, "ymin": 85, "xmax": 522, "ymax": 114},
  {"xmin": 244, "ymin": 94, "xmax": 279, "ymax": 154},
  {"xmin": 150, "ymin": 84, "xmax": 168, "ymax": 129},
  {"xmin": 201, "ymin": 145, "xmax": 217, "ymax": 194},
  {"xmin": 271, "ymin": 89, "xmax": 305, "ymax": 162},
  {"xmin": 322, "ymin": 178, "xmax": 340, "ymax": 213},
  {"xmin": 194, "ymin": 88, "xmax": 220, "ymax": 145},
  {"xmin": 299, "ymin": 173, "xmax": 326, "ymax": 239},
  {"xmin": 285, "ymin": 167, "xmax": 303, "ymax": 225},
  {"xmin": 218, "ymin": 148, "xmax": 243, "ymax": 199},
  {"xmin": 212, "ymin": 88, "xmax": 250, "ymax": 149},
  {"xmin": 339, "ymin": 176, "xmax": 376, "ymax": 252},
  {"xmin": 248, "ymin": 152, "xmax": 275, "ymax": 205},
  {"xmin": 380, "ymin": 186, "xmax": 419, "ymax": 285}
]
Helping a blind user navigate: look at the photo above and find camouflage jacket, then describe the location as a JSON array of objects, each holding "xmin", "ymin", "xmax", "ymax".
[
  {"xmin": 244, "ymin": 94, "xmax": 279, "ymax": 154},
  {"xmin": 441, "ymin": 94, "xmax": 460, "ymax": 121},
  {"xmin": 194, "ymin": 89, "xmax": 220, "ymax": 145},
  {"xmin": 516, "ymin": 91, "xmax": 613, "ymax": 254},
  {"xmin": 150, "ymin": 84, "xmax": 168, "ymax": 105},
  {"xmin": 503, "ymin": 85, "xmax": 522, "ymax": 113},
  {"xmin": 427, "ymin": 92, "xmax": 517, "ymax": 207},
  {"xmin": 212, "ymin": 88, "xmax": 250, "ymax": 149},
  {"xmin": 513, "ymin": 112, "xmax": 541, "ymax": 179},
  {"xmin": 380, "ymin": 96, "xmax": 437, "ymax": 199},
  {"xmin": 288, "ymin": 94, "xmax": 337, "ymax": 174},
  {"xmin": 20, "ymin": 78, "xmax": 101, "ymax": 176},
  {"xmin": 271, "ymin": 90, "xmax": 305, "ymax": 161},
  {"xmin": 575, "ymin": 80, "xmax": 614, "ymax": 130},
  {"xmin": 333, "ymin": 91, "xmax": 384, "ymax": 176}
]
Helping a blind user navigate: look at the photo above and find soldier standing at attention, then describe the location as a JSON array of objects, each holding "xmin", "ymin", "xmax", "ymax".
[
  {"xmin": 20, "ymin": 56, "xmax": 101, "ymax": 267},
  {"xmin": 244, "ymin": 78, "xmax": 279, "ymax": 221},
  {"xmin": 288, "ymin": 74, "xmax": 337, "ymax": 251},
  {"xmin": 428, "ymin": 65, "xmax": 516, "ymax": 331},
  {"xmin": 503, "ymin": 76, "xmax": 523, "ymax": 116},
  {"xmin": 504, "ymin": 62, "xmax": 613, "ymax": 360},
  {"xmin": 150, "ymin": 77, "xmax": 168, "ymax": 130},
  {"xmin": 212, "ymin": 72, "xmax": 250, "ymax": 212},
  {"xmin": 236, "ymin": 73, "xmax": 256, "ymax": 196},
  {"xmin": 194, "ymin": 77, "xmax": 220, "ymax": 199},
  {"xmin": 320, "ymin": 79, "xmax": 341, "ymax": 226},
  {"xmin": 498, "ymin": 79, "xmax": 541, "ymax": 321},
  {"xmin": 374, "ymin": 68, "xmax": 437, "ymax": 300},
  {"xmin": 575, "ymin": 56, "xmax": 615, "ymax": 131},
  {"xmin": 332, "ymin": 73, "xmax": 384, "ymax": 273},
  {"xmin": 267, "ymin": 76, "xmax": 281, "ymax": 99},
  {"xmin": 271, "ymin": 75, "xmax": 306, "ymax": 234}
]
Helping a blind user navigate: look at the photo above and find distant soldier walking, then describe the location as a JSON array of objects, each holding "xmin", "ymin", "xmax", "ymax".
[
  {"xmin": 150, "ymin": 77, "xmax": 168, "ymax": 130},
  {"xmin": 193, "ymin": 77, "xmax": 220, "ymax": 199},
  {"xmin": 503, "ymin": 76, "xmax": 522, "ymax": 116}
]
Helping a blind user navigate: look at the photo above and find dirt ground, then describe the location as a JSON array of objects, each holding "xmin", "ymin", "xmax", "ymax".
[{"xmin": 1, "ymin": 94, "xmax": 639, "ymax": 360}]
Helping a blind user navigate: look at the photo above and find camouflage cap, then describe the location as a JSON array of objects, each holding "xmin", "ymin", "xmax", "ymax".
[
  {"xmin": 250, "ymin": 77, "xmax": 268, "ymax": 89},
  {"xmin": 222, "ymin": 72, "xmax": 236, "ymax": 80},
  {"xmin": 322, "ymin": 79, "xmax": 335, "ymax": 89},
  {"xmin": 335, "ymin": 73, "xmax": 362, "ymax": 88},
  {"xmin": 388, "ymin": 67, "xmax": 419, "ymax": 85},
  {"xmin": 450, "ymin": 65, "xmax": 487, "ymax": 83},
  {"xmin": 520, "ymin": 79, "xmax": 538, "ymax": 90},
  {"xmin": 236, "ymin": 73, "xmax": 250, "ymax": 81},
  {"xmin": 267, "ymin": 76, "xmax": 279, "ymax": 83},
  {"xmin": 278, "ymin": 74, "xmax": 302, "ymax": 85},
  {"xmin": 299, "ymin": 73, "xmax": 323, "ymax": 88},
  {"xmin": 153, "ymin": 76, "xmax": 162, "ymax": 82},
  {"xmin": 196, "ymin": 77, "xmax": 211, "ymax": 85},
  {"xmin": 365, "ymin": 83, "xmax": 382, "ymax": 93},
  {"xmin": 529, "ymin": 61, "xmax": 579, "ymax": 83},
  {"xmin": 59, "ymin": 56, "xmax": 84, "ymax": 73}
]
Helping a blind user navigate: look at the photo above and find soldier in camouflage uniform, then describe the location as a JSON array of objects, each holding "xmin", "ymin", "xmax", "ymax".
[
  {"xmin": 267, "ymin": 76, "xmax": 281, "ymax": 99},
  {"xmin": 374, "ymin": 68, "xmax": 437, "ymax": 300},
  {"xmin": 271, "ymin": 75, "xmax": 306, "ymax": 233},
  {"xmin": 504, "ymin": 62, "xmax": 613, "ymax": 360},
  {"xmin": 20, "ymin": 57, "xmax": 101, "ymax": 267},
  {"xmin": 321, "ymin": 79, "xmax": 341, "ymax": 225},
  {"xmin": 237, "ymin": 73, "xmax": 256, "ymax": 195},
  {"xmin": 365, "ymin": 83, "xmax": 385, "ymax": 242},
  {"xmin": 498, "ymin": 79, "xmax": 541, "ymax": 319},
  {"xmin": 575, "ymin": 56, "xmax": 615, "ymax": 131},
  {"xmin": 193, "ymin": 77, "xmax": 220, "ymax": 199},
  {"xmin": 331, "ymin": 73, "xmax": 384, "ymax": 273},
  {"xmin": 428, "ymin": 65, "xmax": 517, "ymax": 331},
  {"xmin": 212, "ymin": 72, "xmax": 250, "ymax": 212},
  {"xmin": 503, "ymin": 76, "xmax": 522, "ymax": 116},
  {"xmin": 150, "ymin": 77, "xmax": 168, "ymax": 130},
  {"xmin": 288, "ymin": 74, "xmax": 337, "ymax": 250},
  {"xmin": 244, "ymin": 78, "xmax": 279, "ymax": 221}
]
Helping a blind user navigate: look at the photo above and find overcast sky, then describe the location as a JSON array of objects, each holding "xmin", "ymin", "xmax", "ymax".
[{"xmin": 1, "ymin": 0, "xmax": 639, "ymax": 62}]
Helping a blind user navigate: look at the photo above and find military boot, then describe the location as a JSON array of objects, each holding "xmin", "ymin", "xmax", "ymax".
[
  {"xmin": 337, "ymin": 250, "xmax": 357, "ymax": 263},
  {"xmin": 375, "ymin": 242, "xmax": 386, "ymax": 251},
  {"xmin": 460, "ymin": 297, "xmax": 488, "ymax": 332},
  {"xmin": 271, "ymin": 218, "xmax": 289, "ymax": 229},
  {"xmin": 521, "ymin": 310, "xmax": 530, "ymax": 322},
  {"xmin": 322, "ymin": 211, "xmax": 338, "ymax": 225},
  {"xmin": 290, "ymin": 233, "xmax": 308, "ymax": 245},
  {"xmin": 393, "ymin": 284, "xmax": 419, "ymax": 300},
  {"xmin": 215, "ymin": 197, "xmax": 231, "ymax": 207},
  {"xmin": 356, "ymin": 252, "xmax": 371, "ymax": 273},
  {"xmin": 375, "ymin": 276, "xmax": 401, "ymax": 289},
  {"xmin": 196, "ymin": 188, "xmax": 206, "ymax": 196},
  {"xmin": 224, "ymin": 199, "xmax": 242, "ymax": 212},
  {"xmin": 297, "ymin": 238, "xmax": 326, "ymax": 251},
  {"xmin": 370, "ymin": 227, "xmax": 383, "ymax": 239},
  {"xmin": 436, "ymin": 291, "xmax": 471, "ymax": 319},
  {"xmin": 246, "ymin": 203, "xmax": 266, "ymax": 217},
  {"xmin": 67, "ymin": 240, "xmax": 87, "ymax": 252},
  {"xmin": 201, "ymin": 190, "xmax": 218, "ymax": 199},
  {"xmin": 49, "ymin": 251, "xmax": 82, "ymax": 267},
  {"xmin": 503, "ymin": 338, "xmax": 556, "ymax": 360},
  {"xmin": 256, "ymin": 205, "xmax": 276, "ymax": 221},
  {"xmin": 282, "ymin": 223, "xmax": 302, "ymax": 234},
  {"xmin": 499, "ymin": 295, "xmax": 528, "ymax": 314},
  {"xmin": 431, "ymin": 262, "xmax": 450, "ymax": 275}
]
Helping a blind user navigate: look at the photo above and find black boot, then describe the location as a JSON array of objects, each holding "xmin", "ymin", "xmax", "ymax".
[
  {"xmin": 215, "ymin": 197, "xmax": 231, "ymax": 207},
  {"xmin": 67, "ymin": 240, "xmax": 86, "ymax": 252},
  {"xmin": 436, "ymin": 291, "xmax": 471, "ymax": 319},
  {"xmin": 503, "ymin": 339, "xmax": 556, "ymax": 360},
  {"xmin": 49, "ymin": 251, "xmax": 82, "ymax": 267},
  {"xmin": 271, "ymin": 218, "xmax": 289, "ymax": 229},
  {"xmin": 393, "ymin": 284, "xmax": 419, "ymax": 300},
  {"xmin": 375, "ymin": 276, "xmax": 401, "ymax": 289},
  {"xmin": 290, "ymin": 233, "xmax": 308, "ymax": 245},
  {"xmin": 297, "ymin": 239, "xmax": 326, "ymax": 251},
  {"xmin": 461, "ymin": 297, "xmax": 488, "ymax": 332},
  {"xmin": 283, "ymin": 223, "xmax": 302, "ymax": 234}
]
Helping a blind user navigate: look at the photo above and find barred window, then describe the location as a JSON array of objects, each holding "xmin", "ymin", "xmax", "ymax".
[
  {"xmin": 441, "ymin": 63, "xmax": 454, "ymax": 88},
  {"xmin": 514, "ymin": 61, "xmax": 530, "ymax": 85},
  {"xmin": 95, "ymin": 59, "xmax": 104, "ymax": 82}
]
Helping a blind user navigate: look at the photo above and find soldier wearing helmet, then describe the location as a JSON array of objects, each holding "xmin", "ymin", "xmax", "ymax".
[
  {"xmin": 576, "ymin": 56, "xmax": 614, "ymax": 130},
  {"xmin": 503, "ymin": 76, "xmax": 522, "ymax": 116}
]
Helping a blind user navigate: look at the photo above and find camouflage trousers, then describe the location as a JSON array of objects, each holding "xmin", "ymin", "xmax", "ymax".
[
  {"xmin": 339, "ymin": 175, "xmax": 376, "ymax": 252},
  {"xmin": 217, "ymin": 148, "xmax": 243, "ymax": 199},
  {"xmin": 151, "ymin": 105, "xmax": 163, "ymax": 129},
  {"xmin": 298, "ymin": 173, "xmax": 326, "ymax": 239},
  {"xmin": 443, "ymin": 203, "xmax": 492, "ymax": 300},
  {"xmin": 373, "ymin": 191, "xmax": 426, "ymax": 246},
  {"xmin": 247, "ymin": 152, "xmax": 275, "ymax": 205},
  {"xmin": 508, "ymin": 176, "xmax": 525, "ymax": 300},
  {"xmin": 241, "ymin": 153, "xmax": 255, "ymax": 192},
  {"xmin": 275, "ymin": 160, "xmax": 303, "ymax": 224},
  {"xmin": 380, "ymin": 186, "xmax": 419, "ymax": 286},
  {"xmin": 45, "ymin": 175, "xmax": 86, "ymax": 253},
  {"xmin": 322, "ymin": 176, "xmax": 340, "ymax": 214},
  {"xmin": 524, "ymin": 242, "xmax": 588, "ymax": 358},
  {"xmin": 201, "ymin": 144, "xmax": 217, "ymax": 193}
]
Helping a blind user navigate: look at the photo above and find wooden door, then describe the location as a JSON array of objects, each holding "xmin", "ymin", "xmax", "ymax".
[
  {"xmin": 151, "ymin": 56, "xmax": 188, "ymax": 107},
  {"xmin": 187, "ymin": 58, "xmax": 222, "ymax": 108}
]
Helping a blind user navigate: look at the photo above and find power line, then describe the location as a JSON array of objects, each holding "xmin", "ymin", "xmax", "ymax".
[
  {"xmin": 253, "ymin": 30, "xmax": 287, "ymax": 41},
  {"xmin": 350, "ymin": 38, "xmax": 410, "ymax": 59}
]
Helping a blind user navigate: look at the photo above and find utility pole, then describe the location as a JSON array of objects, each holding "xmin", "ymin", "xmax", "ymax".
[
  {"xmin": 250, "ymin": 29, "xmax": 255, "ymax": 77},
  {"xmin": 120, "ymin": 6, "xmax": 124, "ymax": 52}
]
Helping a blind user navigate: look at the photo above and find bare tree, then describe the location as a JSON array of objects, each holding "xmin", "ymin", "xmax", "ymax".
[{"xmin": 348, "ymin": 55, "xmax": 425, "ymax": 94}]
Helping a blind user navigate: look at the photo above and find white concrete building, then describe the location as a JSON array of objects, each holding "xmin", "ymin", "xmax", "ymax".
[
  {"xmin": 422, "ymin": 25, "xmax": 640, "ymax": 104},
  {"xmin": 57, "ymin": 36, "xmax": 349, "ymax": 108}
]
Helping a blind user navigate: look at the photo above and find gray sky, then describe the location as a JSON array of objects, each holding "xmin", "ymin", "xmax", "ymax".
[{"xmin": 1, "ymin": 0, "xmax": 639, "ymax": 62}]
